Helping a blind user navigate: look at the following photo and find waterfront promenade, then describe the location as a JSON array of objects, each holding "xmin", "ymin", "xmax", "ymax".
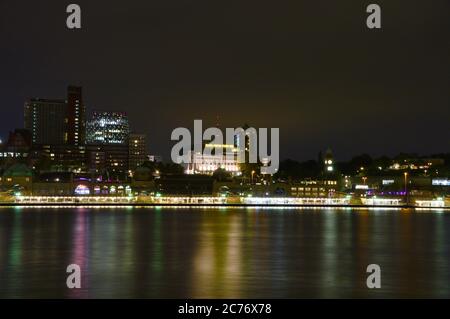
[{"xmin": 1, "ymin": 195, "xmax": 448, "ymax": 209}]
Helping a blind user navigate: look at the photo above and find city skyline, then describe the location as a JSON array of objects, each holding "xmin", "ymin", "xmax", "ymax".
[{"xmin": 0, "ymin": 83, "xmax": 449, "ymax": 163}]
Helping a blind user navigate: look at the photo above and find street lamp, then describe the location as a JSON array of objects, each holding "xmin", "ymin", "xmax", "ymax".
[
  {"xmin": 404, "ymin": 172, "xmax": 408, "ymax": 203},
  {"xmin": 251, "ymin": 170, "xmax": 255, "ymax": 184}
]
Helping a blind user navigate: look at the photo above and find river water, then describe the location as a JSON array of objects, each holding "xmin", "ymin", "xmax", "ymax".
[{"xmin": 0, "ymin": 206, "xmax": 449, "ymax": 298}]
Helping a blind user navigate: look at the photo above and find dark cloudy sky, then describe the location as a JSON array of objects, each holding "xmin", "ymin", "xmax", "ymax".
[{"xmin": 1, "ymin": 0, "xmax": 449, "ymax": 161}]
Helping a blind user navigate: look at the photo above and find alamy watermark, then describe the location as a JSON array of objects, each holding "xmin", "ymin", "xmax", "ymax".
[
  {"xmin": 366, "ymin": 264, "xmax": 381, "ymax": 289},
  {"xmin": 65, "ymin": 4, "xmax": 381, "ymax": 30},
  {"xmin": 66, "ymin": 264, "xmax": 81, "ymax": 289},
  {"xmin": 170, "ymin": 120, "xmax": 280, "ymax": 175}
]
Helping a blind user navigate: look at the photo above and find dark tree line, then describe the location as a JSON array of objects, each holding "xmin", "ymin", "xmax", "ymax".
[{"xmin": 274, "ymin": 153, "xmax": 450, "ymax": 180}]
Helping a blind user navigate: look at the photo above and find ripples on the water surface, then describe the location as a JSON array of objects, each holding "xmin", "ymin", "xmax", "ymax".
[{"xmin": 0, "ymin": 207, "xmax": 449, "ymax": 298}]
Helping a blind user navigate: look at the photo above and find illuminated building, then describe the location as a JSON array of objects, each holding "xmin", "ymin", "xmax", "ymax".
[
  {"xmin": 24, "ymin": 86, "xmax": 86, "ymax": 146},
  {"xmin": 86, "ymin": 111, "xmax": 130, "ymax": 176},
  {"xmin": 290, "ymin": 179, "xmax": 338, "ymax": 198},
  {"xmin": 33, "ymin": 144, "xmax": 87, "ymax": 172},
  {"xmin": 31, "ymin": 171, "xmax": 133, "ymax": 196},
  {"xmin": 102, "ymin": 145, "xmax": 129, "ymax": 175},
  {"xmin": 432, "ymin": 178, "xmax": 450, "ymax": 186},
  {"xmin": 66, "ymin": 86, "xmax": 86, "ymax": 146},
  {"xmin": 286, "ymin": 148, "xmax": 339, "ymax": 197},
  {"xmin": 22, "ymin": 87, "xmax": 88, "ymax": 171},
  {"xmin": 151, "ymin": 196, "xmax": 226, "ymax": 204},
  {"xmin": 14, "ymin": 195, "xmax": 136, "ymax": 204},
  {"xmin": 87, "ymin": 144, "xmax": 129, "ymax": 175},
  {"xmin": 361, "ymin": 198, "xmax": 402, "ymax": 206},
  {"xmin": 74, "ymin": 184, "xmax": 90, "ymax": 195},
  {"xmin": 86, "ymin": 111, "xmax": 130, "ymax": 145},
  {"xmin": 415, "ymin": 199, "xmax": 445, "ymax": 208},
  {"xmin": 87, "ymin": 147, "xmax": 106, "ymax": 174},
  {"xmin": 129, "ymin": 133, "xmax": 147, "ymax": 170},
  {"xmin": 243, "ymin": 197, "xmax": 350, "ymax": 206},
  {"xmin": 185, "ymin": 143, "xmax": 241, "ymax": 176},
  {"xmin": 24, "ymin": 98, "xmax": 67, "ymax": 145}
]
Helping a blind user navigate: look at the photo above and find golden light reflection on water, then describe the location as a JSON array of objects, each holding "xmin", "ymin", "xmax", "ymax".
[{"xmin": 192, "ymin": 212, "xmax": 244, "ymax": 298}]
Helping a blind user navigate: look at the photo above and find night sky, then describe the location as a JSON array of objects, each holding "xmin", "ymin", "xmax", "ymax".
[{"xmin": 1, "ymin": 0, "xmax": 449, "ymax": 161}]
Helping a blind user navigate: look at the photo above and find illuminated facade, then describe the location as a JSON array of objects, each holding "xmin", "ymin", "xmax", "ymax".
[
  {"xmin": 243, "ymin": 197, "xmax": 350, "ymax": 206},
  {"xmin": 86, "ymin": 112, "xmax": 130, "ymax": 175},
  {"xmin": 185, "ymin": 144, "xmax": 241, "ymax": 176},
  {"xmin": 415, "ymin": 199, "xmax": 445, "ymax": 208},
  {"xmin": 129, "ymin": 133, "xmax": 147, "ymax": 170},
  {"xmin": 24, "ymin": 98, "xmax": 67, "ymax": 145},
  {"xmin": 290, "ymin": 179, "xmax": 338, "ymax": 198},
  {"xmin": 33, "ymin": 144, "xmax": 87, "ymax": 172},
  {"xmin": 87, "ymin": 144, "xmax": 129, "ymax": 175},
  {"xmin": 86, "ymin": 111, "xmax": 130, "ymax": 145},
  {"xmin": 66, "ymin": 86, "xmax": 86, "ymax": 146},
  {"xmin": 24, "ymin": 86, "xmax": 86, "ymax": 146},
  {"xmin": 432, "ymin": 178, "xmax": 450, "ymax": 186},
  {"xmin": 282, "ymin": 148, "xmax": 341, "ymax": 197},
  {"xmin": 31, "ymin": 172, "xmax": 133, "ymax": 196}
]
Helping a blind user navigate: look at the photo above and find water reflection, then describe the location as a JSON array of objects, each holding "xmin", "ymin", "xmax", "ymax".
[
  {"xmin": 67, "ymin": 209, "xmax": 89, "ymax": 298},
  {"xmin": 0, "ymin": 207, "xmax": 449, "ymax": 298}
]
